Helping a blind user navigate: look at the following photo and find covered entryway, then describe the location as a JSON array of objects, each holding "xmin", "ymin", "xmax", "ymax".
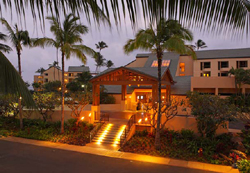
[{"xmin": 90, "ymin": 66, "xmax": 174, "ymax": 121}]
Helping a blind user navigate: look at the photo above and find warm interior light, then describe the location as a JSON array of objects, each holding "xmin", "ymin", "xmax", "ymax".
[
  {"xmin": 138, "ymin": 119, "xmax": 142, "ymax": 123},
  {"xmin": 81, "ymin": 117, "xmax": 85, "ymax": 121},
  {"xmin": 207, "ymin": 74, "xmax": 209, "ymax": 77},
  {"xmin": 137, "ymin": 84, "xmax": 140, "ymax": 87},
  {"xmin": 129, "ymin": 96, "xmax": 131, "ymax": 99},
  {"xmin": 203, "ymin": 74, "xmax": 206, "ymax": 77},
  {"xmin": 59, "ymin": 87, "xmax": 61, "ymax": 90},
  {"xmin": 145, "ymin": 117, "xmax": 148, "ymax": 122},
  {"xmin": 129, "ymin": 84, "xmax": 131, "ymax": 87},
  {"xmin": 89, "ymin": 113, "xmax": 91, "ymax": 117},
  {"xmin": 162, "ymin": 96, "xmax": 165, "ymax": 99}
]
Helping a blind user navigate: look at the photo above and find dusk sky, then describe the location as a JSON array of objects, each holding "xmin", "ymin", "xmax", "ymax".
[{"xmin": 0, "ymin": 7, "xmax": 249, "ymax": 86}]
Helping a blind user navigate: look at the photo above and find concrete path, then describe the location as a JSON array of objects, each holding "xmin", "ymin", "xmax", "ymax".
[{"xmin": 0, "ymin": 137, "xmax": 239, "ymax": 173}]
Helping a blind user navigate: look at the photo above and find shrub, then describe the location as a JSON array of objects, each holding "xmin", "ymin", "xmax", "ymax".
[
  {"xmin": 187, "ymin": 91, "xmax": 237, "ymax": 138},
  {"xmin": 237, "ymin": 159, "xmax": 250, "ymax": 173}
]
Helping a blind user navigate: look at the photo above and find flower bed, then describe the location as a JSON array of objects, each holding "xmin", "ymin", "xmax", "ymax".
[
  {"xmin": 120, "ymin": 129, "xmax": 249, "ymax": 165},
  {"xmin": 0, "ymin": 117, "xmax": 94, "ymax": 146}
]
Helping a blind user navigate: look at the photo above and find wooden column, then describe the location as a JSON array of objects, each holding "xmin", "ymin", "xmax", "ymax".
[
  {"xmin": 121, "ymin": 85, "xmax": 127, "ymax": 101},
  {"xmin": 152, "ymin": 84, "xmax": 158, "ymax": 104},
  {"xmin": 166, "ymin": 85, "xmax": 171, "ymax": 102},
  {"xmin": 92, "ymin": 84, "xmax": 100, "ymax": 106}
]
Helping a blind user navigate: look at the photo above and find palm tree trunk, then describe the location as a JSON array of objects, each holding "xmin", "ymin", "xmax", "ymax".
[
  {"xmin": 60, "ymin": 52, "xmax": 65, "ymax": 134},
  {"xmin": 155, "ymin": 50, "xmax": 162, "ymax": 150},
  {"xmin": 54, "ymin": 66, "xmax": 55, "ymax": 81},
  {"xmin": 57, "ymin": 48, "xmax": 60, "ymax": 80},
  {"xmin": 17, "ymin": 49, "xmax": 23, "ymax": 129}
]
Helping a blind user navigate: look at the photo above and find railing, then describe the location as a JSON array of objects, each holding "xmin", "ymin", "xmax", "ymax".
[
  {"xmin": 100, "ymin": 113, "xmax": 109, "ymax": 122},
  {"xmin": 120, "ymin": 114, "xmax": 136, "ymax": 147},
  {"xmin": 89, "ymin": 122, "xmax": 105, "ymax": 142}
]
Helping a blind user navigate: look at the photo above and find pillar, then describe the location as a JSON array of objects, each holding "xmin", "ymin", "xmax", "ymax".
[
  {"xmin": 166, "ymin": 85, "xmax": 171, "ymax": 102},
  {"xmin": 121, "ymin": 85, "xmax": 127, "ymax": 111},
  {"xmin": 152, "ymin": 84, "xmax": 158, "ymax": 105},
  {"xmin": 215, "ymin": 88, "xmax": 218, "ymax": 95},
  {"xmin": 91, "ymin": 84, "xmax": 100, "ymax": 121},
  {"xmin": 242, "ymin": 87, "xmax": 246, "ymax": 95}
]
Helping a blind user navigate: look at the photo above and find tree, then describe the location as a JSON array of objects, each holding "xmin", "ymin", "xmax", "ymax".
[
  {"xmin": 36, "ymin": 67, "xmax": 46, "ymax": 75},
  {"xmin": 229, "ymin": 68, "xmax": 250, "ymax": 94},
  {"xmin": 94, "ymin": 52, "xmax": 106, "ymax": 73},
  {"xmin": 66, "ymin": 81, "xmax": 81, "ymax": 93},
  {"xmin": 124, "ymin": 19, "xmax": 195, "ymax": 149},
  {"xmin": 33, "ymin": 13, "xmax": 95, "ymax": 133},
  {"xmin": 95, "ymin": 41, "xmax": 108, "ymax": 52},
  {"xmin": 192, "ymin": 39, "xmax": 207, "ymax": 50},
  {"xmin": 43, "ymin": 81, "xmax": 61, "ymax": 93},
  {"xmin": 94, "ymin": 41, "xmax": 108, "ymax": 72},
  {"xmin": 145, "ymin": 99, "xmax": 179, "ymax": 131},
  {"xmin": 1, "ymin": 18, "xmax": 32, "ymax": 129},
  {"xmin": 67, "ymin": 92, "xmax": 90, "ymax": 125},
  {"xmin": 32, "ymin": 82, "xmax": 42, "ymax": 91},
  {"xmin": 1, "ymin": 1, "xmax": 249, "ymax": 37},
  {"xmin": 106, "ymin": 60, "xmax": 114, "ymax": 68},
  {"xmin": 187, "ymin": 91, "xmax": 236, "ymax": 138},
  {"xmin": 33, "ymin": 92, "xmax": 59, "ymax": 122},
  {"xmin": 0, "ymin": 32, "xmax": 12, "ymax": 53}
]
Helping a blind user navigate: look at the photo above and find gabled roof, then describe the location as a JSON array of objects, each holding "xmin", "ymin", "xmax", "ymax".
[
  {"xmin": 90, "ymin": 66, "xmax": 174, "ymax": 83},
  {"xmin": 44, "ymin": 66, "xmax": 61, "ymax": 72},
  {"xmin": 68, "ymin": 66, "xmax": 90, "ymax": 72}
]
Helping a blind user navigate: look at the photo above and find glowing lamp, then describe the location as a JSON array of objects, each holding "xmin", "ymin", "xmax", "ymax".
[
  {"xmin": 129, "ymin": 84, "xmax": 131, "ymax": 87},
  {"xmin": 138, "ymin": 119, "xmax": 142, "ymax": 123},
  {"xmin": 89, "ymin": 113, "xmax": 91, "ymax": 117},
  {"xmin": 145, "ymin": 118, "xmax": 148, "ymax": 122},
  {"xmin": 81, "ymin": 117, "xmax": 85, "ymax": 121}
]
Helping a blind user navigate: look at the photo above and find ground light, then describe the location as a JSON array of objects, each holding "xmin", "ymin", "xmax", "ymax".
[
  {"xmin": 113, "ymin": 125, "xmax": 126, "ymax": 147},
  {"xmin": 96, "ymin": 123, "xmax": 113, "ymax": 145}
]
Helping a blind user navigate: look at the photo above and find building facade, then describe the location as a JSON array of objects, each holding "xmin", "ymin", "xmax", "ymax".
[
  {"xmin": 33, "ymin": 66, "xmax": 93, "ymax": 90},
  {"xmin": 96, "ymin": 48, "xmax": 250, "ymax": 111}
]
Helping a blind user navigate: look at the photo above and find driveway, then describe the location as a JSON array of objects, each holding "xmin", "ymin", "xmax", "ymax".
[{"xmin": 0, "ymin": 140, "xmax": 216, "ymax": 173}]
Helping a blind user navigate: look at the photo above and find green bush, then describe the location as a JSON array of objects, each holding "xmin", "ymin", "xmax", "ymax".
[{"xmin": 237, "ymin": 159, "xmax": 250, "ymax": 173}]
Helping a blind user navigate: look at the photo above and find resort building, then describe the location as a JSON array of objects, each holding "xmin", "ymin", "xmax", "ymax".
[
  {"xmin": 34, "ymin": 65, "xmax": 95, "ymax": 86},
  {"xmin": 90, "ymin": 48, "xmax": 250, "ymax": 115}
]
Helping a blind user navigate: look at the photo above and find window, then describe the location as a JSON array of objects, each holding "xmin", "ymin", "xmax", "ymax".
[
  {"xmin": 200, "ymin": 62, "xmax": 211, "ymax": 70},
  {"xmin": 69, "ymin": 73, "xmax": 74, "ymax": 77},
  {"xmin": 45, "ymin": 78, "xmax": 48, "ymax": 82},
  {"xmin": 221, "ymin": 61, "xmax": 229, "ymax": 68},
  {"xmin": 179, "ymin": 63, "xmax": 185, "ymax": 72},
  {"xmin": 201, "ymin": 72, "xmax": 210, "ymax": 77},
  {"xmin": 44, "ymin": 73, "xmax": 48, "ymax": 76},
  {"xmin": 237, "ymin": 61, "xmax": 248, "ymax": 68},
  {"xmin": 221, "ymin": 72, "xmax": 228, "ymax": 77},
  {"xmin": 151, "ymin": 60, "xmax": 170, "ymax": 67},
  {"xmin": 204, "ymin": 62, "xmax": 211, "ymax": 68}
]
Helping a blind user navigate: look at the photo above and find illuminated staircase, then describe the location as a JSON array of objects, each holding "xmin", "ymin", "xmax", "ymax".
[{"xmin": 92, "ymin": 123, "xmax": 126, "ymax": 146}]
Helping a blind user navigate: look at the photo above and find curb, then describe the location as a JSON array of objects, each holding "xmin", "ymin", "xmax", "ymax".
[{"xmin": 0, "ymin": 137, "xmax": 239, "ymax": 173}]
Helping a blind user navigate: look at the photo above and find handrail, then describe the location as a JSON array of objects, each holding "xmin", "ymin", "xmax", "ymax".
[
  {"xmin": 100, "ymin": 113, "xmax": 109, "ymax": 122},
  {"xmin": 120, "ymin": 114, "xmax": 136, "ymax": 147}
]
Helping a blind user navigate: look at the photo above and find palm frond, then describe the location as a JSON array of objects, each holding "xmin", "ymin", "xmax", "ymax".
[
  {"xmin": 33, "ymin": 37, "xmax": 57, "ymax": 48},
  {"xmin": 0, "ymin": 52, "xmax": 36, "ymax": 108}
]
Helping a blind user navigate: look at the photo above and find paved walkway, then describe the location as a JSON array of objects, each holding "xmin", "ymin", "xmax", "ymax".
[{"xmin": 0, "ymin": 137, "xmax": 239, "ymax": 173}]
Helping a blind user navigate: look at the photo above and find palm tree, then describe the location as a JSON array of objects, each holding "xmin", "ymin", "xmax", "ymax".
[
  {"xmin": 0, "ymin": 32, "xmax": 12, "ymax": 53},
  {"xmin": 192, "ymin": 39, "xmax": 207, "ymax": 50},
  {"xmin": 36, "ymin": 67, "xmax": 46, "ymax": 75},
  {"xmin": 94, "ymin": 52, "xmax": 106, "ymax": 73},
  {"xmin": 1, "ymin": 18, "xmax": 31, "ymax": 129},
  {"xmin": 49, "ymin": 61, "xmax": 59, "ymax": 80},
  {"xmin": 106, "ymin": 60, "xmax": 114, "ymax": 68},
  {"xmin": 33, "ymin": 13, "xmax": 95, "ymax": 133},
  {"xmin": 1, "ymin": 1, "xmax": 249, "ymax": 37},
  {"xmin": 95, "ymin": 41, "xmax": 108, "ymax": 52},
  {"xmin": 124, "ymin": 19, "xmax": 196, "ymax": 149}
]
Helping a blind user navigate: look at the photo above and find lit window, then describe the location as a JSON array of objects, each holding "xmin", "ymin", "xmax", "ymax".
[
  {"xmin": 141, "ymin": 96, "xmax": 143, "ymax": 99},
  {"xmin": 64, "ymin": 74, "xmax": 68, "ymax": 76},
  {"xmin": 151, "ymin": 60, "xmax": 170, "ymax": 67},
  {"xmin": 179, "ymin": 63, "xmax": 185, "ymax": 72}
]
